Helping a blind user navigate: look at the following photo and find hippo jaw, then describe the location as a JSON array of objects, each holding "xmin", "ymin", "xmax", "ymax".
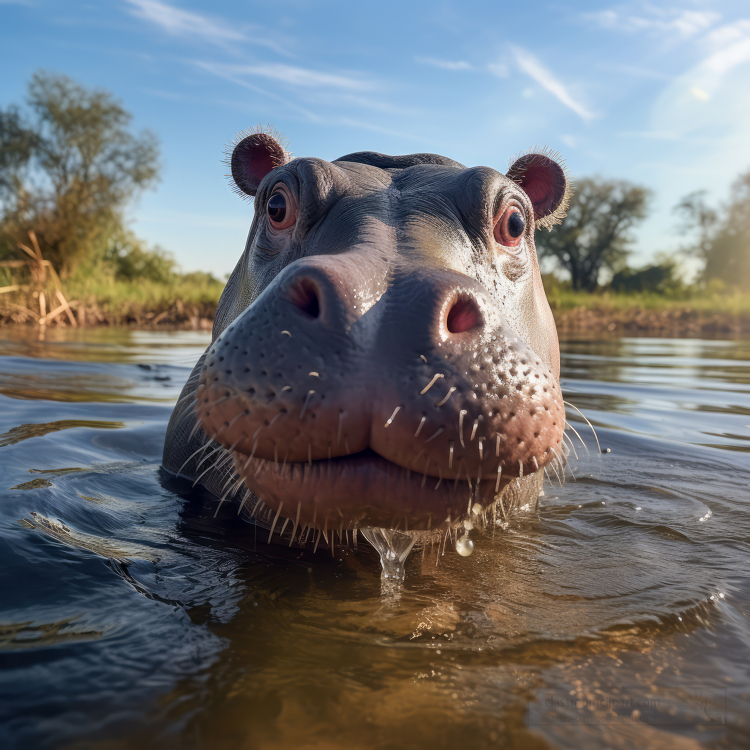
[{"xmin": 165, "ymin": 134, "xmax": 570, "ymax": 536}]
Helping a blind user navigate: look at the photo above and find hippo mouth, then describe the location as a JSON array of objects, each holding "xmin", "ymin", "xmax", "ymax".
[
  {"xmin": 231, "ymin": 445, "xmax": 493, "ymax": 532},
  {"xmin": 192, "ymin": 260, "xmax": 566, "ymax": 534}
]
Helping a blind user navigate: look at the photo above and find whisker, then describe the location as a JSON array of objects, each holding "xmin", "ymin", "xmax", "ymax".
[
  {"xmin": 237, "ymin": 488, "xmax": 251, "ymax": 515},
  {"xmin": 420, "ymin": 373, "xmax": 444, "ymax": 395},
  {"xmin": 173, "ymin": 390, "xmax": 195, "ymax": 412},
  {"xmin": 267, "ymin": 503, "xmax": 284, "ymax": 543},
  {"xmin": 192, "ymin": 453, "xmax": 222, "ymax": 487},
  {"xmin": 459, "ymin": 410, "xmax": 467, "ymax": 448},
  {"xmin": 300, "ymin": 390, "xmax": 315, "ymax": 419},
  {"xmin": 415, "ymin": 416, "xmax": 427, "ymax": 437},
  {"xmin": 187, "ymin": 417, "xmax": 205, "ymax": 444},
  {"xmin": 242, "ymin": 440, "xmax": 259, "ymax": 470},
  {"xmin": 562, "ymin": 432, "xmax": 579, "ymax": 461},
  {"xmin": 194, "ymin": 444, "xmax": 223, "ymax": 472},
  {"xmin": 384, "ymin": 406, "xmax": 401, "ymax": 428},
  {"xmin": 175, "ymin": 440, "xmax": 212, "ymax": 477},
  {"xmin": 289, "ymin": 502, "xmax": 301, "ymax": 547},
  {"xmin": 425, "ymin": 427, "xmax": 444, "ymax": 443},
  {"xmin": 563, "ymin": 401, "xmax": 601, "ymax": 454},
  {"xmin": 435, "ymin": 387, "xmax": 456, "ymax": 407},
  {"xmin": 226, "ymin": 409, "xmax": 249, "ymax": 431},
  {"xmin": 565, "ymin": 420, "xmax": 590, "ymax": 455},
  {"xmin": 205, "ymin": 394, "xmax": 232, "ymax": 410}
]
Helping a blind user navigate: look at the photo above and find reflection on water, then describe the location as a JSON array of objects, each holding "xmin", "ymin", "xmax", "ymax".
[{"xmin": 0, "ymin": 329, "xmax": 749, "ymax": 749}]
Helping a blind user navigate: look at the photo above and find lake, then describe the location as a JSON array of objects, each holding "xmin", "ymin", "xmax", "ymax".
[{"xmin": 0, "ymin": 328, "xmax": 748, "ymax": 749}]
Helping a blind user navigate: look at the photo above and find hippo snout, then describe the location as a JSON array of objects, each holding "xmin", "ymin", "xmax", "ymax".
[
  {"xmin": 163, "ymin": 133, "xmax": 571, "ymax": 537},
  {"xmin": 195, "ymin": 253, "xmax": 564, "ymax": 531}
]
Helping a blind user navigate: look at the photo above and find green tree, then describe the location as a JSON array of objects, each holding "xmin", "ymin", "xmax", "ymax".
[
  {"xmin": 535, "ymin": 177, "xmax": 651, "ymax": 292},
  {"xmin": 676, "ymin": 170, "xmax": 750, "ymax": 288},
  {"xmin": 0, "ymin": 71, "xmax": 159, "ymax": 276}
]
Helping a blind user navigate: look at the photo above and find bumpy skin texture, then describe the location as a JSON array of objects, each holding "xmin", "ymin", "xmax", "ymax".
[{"xmin": 164, "ymin": 149, "xmax": 565, "ymax": 533}]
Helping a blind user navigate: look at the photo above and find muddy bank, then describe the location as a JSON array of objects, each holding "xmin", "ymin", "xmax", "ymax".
[
  {"xmin": 553, "ymin": 305, "xmax": 750, "ymax": 336},
  {"xmin": 2, "ymin": 296, "xmax": 749, "ymax": 336},
  {"xmin": 0, "ymin": 297, "xmax": 215, "ymax": 330}
]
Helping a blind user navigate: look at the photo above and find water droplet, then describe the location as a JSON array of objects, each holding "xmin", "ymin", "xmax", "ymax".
[
  {"xmin": 463, "ymin": 518, "xmax": 473, "ymax": 531},
  {"xmin": 455, "ymin": 535, "xmax": 474, "ymax": 557}
]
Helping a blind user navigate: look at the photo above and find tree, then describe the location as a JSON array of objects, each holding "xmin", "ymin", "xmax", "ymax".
[
  {"xmin": 535, "ymin": 177, "xmax": 651, "ymax": 292},
  {"xmin": 676, "ymin": 170, "xmax": 750, "ymax": 288},
  {"xmin": 0, "ymin": 71, "xmax": 159, "ymax": 276}
]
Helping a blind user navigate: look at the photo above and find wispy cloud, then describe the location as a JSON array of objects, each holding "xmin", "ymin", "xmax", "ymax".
[
  {"xmin": 196, "ymin": 63, "xmax": 322, "ymax": 122},
  {"xmin": 702, "ymin": 19, "xmax": 750, "ymax": 75},
  {"xmin": 487, "ymin": 61, "xmax": 509, "ymax": 78},
  {"xmin": 125, "ymin": 0, "xmax": 244, "ymax": 42},
  {"xmin": 512, "ymin": 47, "xmax": 595, "ymax": 121},
  {"xmin": 415, "ymin": 56, "xmax": 472, "ymax": 71},
  {"xmin": 198, "ymin": 62, "xmax": 376, "ymax": 92},
  {"xmin": 586, "ymin": 7, "xmax": 720, "ymax": 38}
]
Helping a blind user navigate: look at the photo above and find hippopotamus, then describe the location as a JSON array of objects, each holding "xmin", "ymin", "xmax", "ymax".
[{"xmin": 163, "ymin": 128, "xmax": 569, "ymax": 550}]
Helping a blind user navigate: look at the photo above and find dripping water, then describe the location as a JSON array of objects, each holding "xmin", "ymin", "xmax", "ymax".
[{"xmin": 360, "ymin": 527, "xmax": 419, "ymax": 582}]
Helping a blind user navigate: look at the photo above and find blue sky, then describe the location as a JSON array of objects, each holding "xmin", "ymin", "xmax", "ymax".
[{"xmin": 2, "ymin": 0, "xmax": 749, "ymax": 277}]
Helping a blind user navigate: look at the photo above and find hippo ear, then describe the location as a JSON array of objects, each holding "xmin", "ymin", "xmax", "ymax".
[
  {"xmin": 225, "ymin": 127, "xmax": 292, "ymax": 198},
  {"xmin": 507, "ymin": 150, "xmax": 571, "ymax": 230}
]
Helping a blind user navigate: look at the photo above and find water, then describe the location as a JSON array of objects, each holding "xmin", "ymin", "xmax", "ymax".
[{"xmin": 0, "ymin": 328, "xmax": 749, "ymax": 749}]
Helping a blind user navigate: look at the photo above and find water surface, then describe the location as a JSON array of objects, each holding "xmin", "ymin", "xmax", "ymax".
[{"xmin": 0, "ymin": 329, "xmax": 749, "ymax": 749}]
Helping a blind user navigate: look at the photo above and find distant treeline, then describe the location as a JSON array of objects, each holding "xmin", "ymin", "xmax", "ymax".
[
  {"xmin": 535, "ymin": 170, "xmax": 750, "ymax": 294},
  {"xmin": 0, "ymin": 71, "xmax": 748, "ymax": 324}
]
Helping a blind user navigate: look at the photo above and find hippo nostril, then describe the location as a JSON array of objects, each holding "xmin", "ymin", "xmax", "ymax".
[
  {"xmin": 446, "ymin": 295, "xmax": 483, "ymax": 334},
  {"xmin": 287, "ymin": 278, "xmax": 320, "ymax": 319}
]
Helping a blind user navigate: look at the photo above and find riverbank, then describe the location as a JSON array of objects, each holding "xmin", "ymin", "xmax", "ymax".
[
  {"xmin": 0, "ymin": 276, "xmax": 221, "ymax": 330},
  {"xmin": 1, "ymin": 283, "xmax": 748, "ymax": 335},
  {"xmin": 547, "ymin": 288, "xmax": 750, "ymax": 335}
]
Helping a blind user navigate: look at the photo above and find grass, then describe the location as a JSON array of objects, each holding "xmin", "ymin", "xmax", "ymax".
[
  {"xmin": 66, "ymin": 273, "xmax": 224, "ymax": 312},
  {"xmin": 543, "ymin": 280, "xmax": 750, "ymax": 334},
  {"xmin": 544, "ymin": 287, "xmax": 750, "ymax": 316},
  {"xmin": 0, "ymin": 270, "xmax": 224, "ymax": 328}
]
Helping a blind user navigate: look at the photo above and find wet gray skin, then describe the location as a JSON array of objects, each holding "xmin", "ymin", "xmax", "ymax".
[{"xmin": 163, "ymin": 130, "xmax": 569, "ymax": 539}]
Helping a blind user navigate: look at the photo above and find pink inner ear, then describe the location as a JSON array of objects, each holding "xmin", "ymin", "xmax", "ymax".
[
  {"xmin": 512, "ymin": 155, "xmax": 566, "ymax": 221},
  {"xmin": 244, "ymin": 143, "xmax": 276, "ymax": 185},
  {"xmin": 231, "ymin": 132, "xmax": 288, "ymax": 196}
]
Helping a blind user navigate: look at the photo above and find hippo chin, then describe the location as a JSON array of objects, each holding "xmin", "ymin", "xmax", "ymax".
[{"xmin": 163, "ymin": 128, "xmax": 569, "ymax": 542}]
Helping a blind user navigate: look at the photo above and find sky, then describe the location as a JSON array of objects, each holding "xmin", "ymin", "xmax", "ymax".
[{"xmin": 1, "ymin": 0, "xmax": 750, "ymax": 277}]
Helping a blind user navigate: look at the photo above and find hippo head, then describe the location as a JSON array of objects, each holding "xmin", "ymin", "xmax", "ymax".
[{"xmin": 168, "ymin": 128, "xmax": 569, "ymax": 535}]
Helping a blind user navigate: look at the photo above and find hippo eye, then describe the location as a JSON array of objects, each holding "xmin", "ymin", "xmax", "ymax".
[
  {"xmin": 266, "ymin": 185, "xmax": 297, "ymax": 230},
  {"xmin": 493, "ymin": 206, "xmax": 526, "ymax": 249}
]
